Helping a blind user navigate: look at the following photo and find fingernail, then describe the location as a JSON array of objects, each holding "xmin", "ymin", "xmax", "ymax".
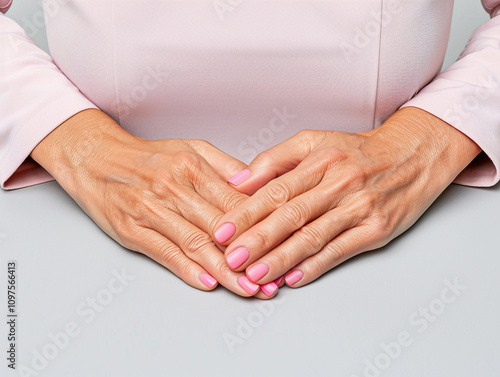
[
  {"xmin": 247, "ymin": 263, "xmax": 269, "ymax": 282},
  {"xmin": 238, "ymin": 276, "xmax": 260, "ymax": 295},
  {"xmin": 274, "ymin": 276, "xmax": 284, "ymax": 286},
  {"xmin": 214, "ymin": 223, "xmax": 236, "ymax": 244},
  {"xmin": 199, "ymin": 273, "xmax": 217, "ymax": 289},
  {"xmin": 285, "ymin": 270, "xmax": 303, "ymax": 286},
  {"xmin": 226, "ymin": 247, "xmax": 250, "ymax": 269},
  {"xmin": 228, "ymin": 169, "xmax": 251, "ymax": 186},
  {"xmin": 261, "ymin": 282, "xmax": 278, "ymax": 297}
]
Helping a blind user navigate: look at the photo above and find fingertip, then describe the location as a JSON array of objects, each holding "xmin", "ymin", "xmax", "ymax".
[
  {"xmin": 227, "ymin": 169, "xmax": 252, "ymax": 186},
  {"xmin": 274, "ymin": 276, "xmax": 285, "ymax": 287},
  {"xmin": 238, "ymin": 276, "xmax": 260, "ymax": 295},
  {"xmin": 214, "ymin": 222, "xmax": 236, "ymax": 244},
  {"xmin": 226, "ymin": 247, "xmax": 250, "ymax": 270},
  {"xmin": 284, "ymin": 270, "xmax": 304, "ymax": 287},
  {"xmin": 260, "ymin": 281, "xmax": 278, "ymax": 297},
  {"xmin": 199, "ymin": 273, "xmax": 218, "ymax": 290}
]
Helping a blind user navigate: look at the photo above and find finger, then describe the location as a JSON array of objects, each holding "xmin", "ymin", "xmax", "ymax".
[
  {"xmin": 185, "ymin": 157, "xmax": 249, "ymax": 214},
  {"xmin": 275, "ymin": 276, "xmax": 286, "ymax": 288},
  {"xmin": 172, "ymin": 185, "xmax": 238, "ymax": 240},
  {"xmin": 212, "ymin": 155, "xmax": 325, "ymax": 245},
  {"xmin": 131, "ymin": 228, "xmax": 219, "ymax": 291},
  {"xmin": 185, "ymin": 139, "xmax": 248, "ymax": 181},
  {"xmin": 227, "ymin": 130, "xmax": 329, "ymax": 195},
  {"xmin": 223, "ymin": 184, "xmax": 335, "ymax": 271},
  {"xmin": 242, "ymin": 209, "xmax": 355, "ymax": 284},
  {"xmin": 255, "ymin": 282, "xmax": 280, "ymax": 299},
  {"xmin": 151, "ymin": 211, "xmax": 261, "ymax": 297},
  {"xmin": 284, "ymin": 226, "xmax": 375, "ymax": 288}
]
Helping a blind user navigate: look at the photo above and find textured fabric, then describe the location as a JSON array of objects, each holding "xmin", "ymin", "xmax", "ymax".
[{"xmin": 1, "ymin": 0, "xmax": 499, "ymax": 189}]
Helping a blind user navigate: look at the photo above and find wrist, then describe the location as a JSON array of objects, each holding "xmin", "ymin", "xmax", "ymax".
[
  {"xmin": 368, "ymin": 107, "xmax": 481, "ymax": 185},
  {"xmin": 31, "ymin": 109, "xmax": 138, "ymax": 183}
]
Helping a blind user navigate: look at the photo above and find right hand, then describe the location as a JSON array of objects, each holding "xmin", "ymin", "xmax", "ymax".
[{"xmin": 31, "ymin": 109, "xmax": 278, "ymax": 298}]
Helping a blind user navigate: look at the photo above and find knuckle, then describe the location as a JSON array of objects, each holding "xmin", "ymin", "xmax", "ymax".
[
  {"xmin": 212, "ymin": 258, "xmax": 233, "ymax": 276},
  {"xmin": 252, "ymin": 227, "xmax": 273, "ymax": 250},
  {"xmin": 173, "ymin": 150, "xmax": 204, "ymax": 175},
  {"xmin": 192, "ymin": 139, "xmax": 212, "ymax": 149},
  {"xmin": 135, "ymin": 190, "xmax": 161, "ymax": 217},
  {"xmin": 343, "ymin": 165, "xmax": 368, "ymax": 187},
  {"xmin": 274, "ymin": 250, "xmax": 293, "ymax": 271},
  {"xmin": 281, "ymin": 201, "xmax": 311, "ymax": 229},
  {"xmin": 181, "ymin": 231, "xmax": 213, "ymax": 257},
  {"xmin": 263, "ymin": 181, "xmax": 292, "ymax": 208},
  {"xmin": 254, "ymin": 150, "xmax": 277, "ymax": 168},
  {"xmin": 115, "ymin": 222, "xmax": 140, "ymax": 249},
  {"xmin": 306, "ymin": 256, "xmax": 331, "ymax": 276},
  {"xmin": 149, "ymin": 171, "xmax": 173, "ymax": 197},
  {"xmin": 111, "ymin": 213, "xmax": 144, "ymax": 247},
  {"xmin": 296, "ymin": 129, "xmax": 316, "ymax": 141},
  {"xmin": 368, "ymin": 213, "xmax": 393, "ymax": 242},
  {"xmin": 324, "ymin": 241, "xmax": 348, "ymax": 264},
  {"xmin": 157, "ymin": 243, "xmax": 184, "ymax": 267},
  {"xmin": 356, "ymin": 191, "xmax": 379, "ymax": 212},
  {"xmin": 232, "ymin": 205, "xmax": 260, "ymax": 230},
  {"xmin": 295, "ymin": 224, "xmax": 326, "ymax": 252},
  {"xmin": 219, "ymin": 191, "xmax": 246, "ymax": 212}
]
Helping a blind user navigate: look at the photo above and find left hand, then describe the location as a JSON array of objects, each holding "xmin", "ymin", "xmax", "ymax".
[{"xmin": 211, "ymin": 107, "xmax": 481, "ymax": 288}]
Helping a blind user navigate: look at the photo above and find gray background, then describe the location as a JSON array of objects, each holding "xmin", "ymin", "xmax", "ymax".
[{"xmin": 2, "ymin": 1, "xmax": 499, "ymax": 377}]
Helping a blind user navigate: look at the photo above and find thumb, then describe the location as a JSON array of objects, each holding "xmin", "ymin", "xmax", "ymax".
[
  {"xmin": 186, "ymin": 140, "xmax": 248, "ymax": 181},
  {"xmin": 228, "ymin": 130, "xmax": 322, "ymax": 195}
]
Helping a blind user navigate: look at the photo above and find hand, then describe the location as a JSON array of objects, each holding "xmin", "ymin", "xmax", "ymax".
[
  {"xmin": 212, "ymin": 107, "xmax": 481, "ymax": 288},
  {"xmin": 31, "ymin": 109, "xmax": 277, "ymax": 298}
]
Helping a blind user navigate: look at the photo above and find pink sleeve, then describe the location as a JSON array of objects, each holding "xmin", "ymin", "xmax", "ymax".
[
  {"xmin": 0, "ymin": 14, "xmax": 97, "ymax": 190},
  {"xmin": 402, "ymin": 0, "xmax": 500, "ymax": 187}
]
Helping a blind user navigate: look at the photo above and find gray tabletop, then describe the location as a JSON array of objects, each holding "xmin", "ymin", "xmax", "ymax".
[
  {"xmin": 2, "ymin": 1, "xmax": 500, "ymax": 376},
  {"xmin": 3, "ymin": 180, "xmax": 500, "ymax": 377}
]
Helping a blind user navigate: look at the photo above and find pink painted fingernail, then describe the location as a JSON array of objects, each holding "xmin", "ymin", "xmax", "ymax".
[
  {"xmin": 285, "ymin": 270, "xmax": 303, "ymax": 286},
  {"xmin": 238, "ymin": 276, "xmax": 260, "ymax": 295},
  {"xmin": 274, "ymin": 276, "xmax": 284, "ymax": 286},
  {"xmin": 199, "ymin": 274, "xmax": 217, "ymax": 289},
  {"xmin": 228, "ymin": 169, "xmax": 251, "ymax": 186},
  {"xmin": 260, "ymin": 282, "xmax": 278, "ymax": 297},
  {"xmin": 214, "ymin": 223, "xmax": 236, "ymax": 244},
  {"xmin": 226, "ymin": 247, "xmax": 250, "ymax": 269},
  {"xmin": 247, "ymin": 263, "xmax": 269, "ymax": 282}
]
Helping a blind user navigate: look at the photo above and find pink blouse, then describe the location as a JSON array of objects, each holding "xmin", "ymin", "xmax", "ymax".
[{"xmin": 1, "ymin": 0, "xmax": 500, "ymax": 189}]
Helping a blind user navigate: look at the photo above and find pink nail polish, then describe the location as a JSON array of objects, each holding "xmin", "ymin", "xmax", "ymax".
[
  {"xmin": 247, "ymin": 263, "xmax": 269, "ymax": 282},
  {"xmin": 226, "ymin": 247, "xmax": 250, "ymax": 269},
  {"xmin": 199, "ymin": 273, "xmax": 217, "ymax": 289},
  {"xmin": 261, "ymin": 282, "xmax": 278, "ymax": 297},
  {"xmin": 228, "ymin": 169, "xmax": 251, "ymax": 186},
  {"xmin": 238, "ymin": 276, "xmax": 260, "ymax": 295},
  {"xmin": 214, "ymin": 223, "xmax": 236, "ymax": 244},
  {"xmin": 274, "ymin": 276, "xmax": 284, "ymax": 286},
  {"xmin": 285, "ymin": 270, "xmax": 303, "ymax": 286}
]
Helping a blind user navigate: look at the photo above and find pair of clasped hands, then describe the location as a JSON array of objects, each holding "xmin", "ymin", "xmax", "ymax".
[{"xmin": 31, "ymin": 107, "xmax": 480, "ymax": 300}]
